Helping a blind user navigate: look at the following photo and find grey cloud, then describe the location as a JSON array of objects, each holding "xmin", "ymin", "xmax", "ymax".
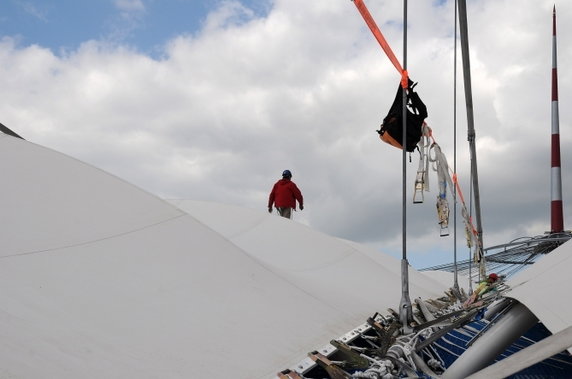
[{"xmin": 0, "ymin": 0, "xmax": 570, "ymax": 269}]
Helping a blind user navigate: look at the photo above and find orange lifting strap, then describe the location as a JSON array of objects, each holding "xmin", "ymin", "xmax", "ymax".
[{"xmin": 352, "ymin": 0, "xmax": 408, "ymax": 88}]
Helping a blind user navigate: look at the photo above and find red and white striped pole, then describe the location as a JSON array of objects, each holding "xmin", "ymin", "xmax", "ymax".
[{"xmin": 551, "ymin": 6, "xmax": 564, "ymax": 233}]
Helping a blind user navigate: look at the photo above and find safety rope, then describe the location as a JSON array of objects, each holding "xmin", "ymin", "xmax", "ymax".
[
  {"xmin": 413, "ymin": 123, "xmax": 432, "ymax": 203},
  {"xmin": 352, "ymin": 0, "xmax": 409, "ymax": 88},
  {"xmin": 414, "ymin": 129, "xmax": 479, "ymax": 248},
  {"xmin": 428, "ymin": 143, "xmax": 450, "ymax": 237}
]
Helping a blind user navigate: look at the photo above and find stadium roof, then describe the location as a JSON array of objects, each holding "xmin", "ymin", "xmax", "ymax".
[{"xmin": 0, "ymin": 133, "xmax": 452, "ymax": 378}]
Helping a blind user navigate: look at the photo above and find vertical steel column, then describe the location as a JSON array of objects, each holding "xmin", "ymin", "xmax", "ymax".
[
  {"xmin": 398, "ymin": 0, "xmax": 412, "ymax": 329},
  {"xmin": 457, "ymin": 0, "xmax": 485, "ymax": 279},
  {"xmin": 452, "ymin": 0, "xmax": 460, "ymax": 293}
]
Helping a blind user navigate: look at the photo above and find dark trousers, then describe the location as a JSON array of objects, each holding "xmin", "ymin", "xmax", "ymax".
[{"xmin": 277, "ymin": 207, "xmax": 292, "ymax": 219}]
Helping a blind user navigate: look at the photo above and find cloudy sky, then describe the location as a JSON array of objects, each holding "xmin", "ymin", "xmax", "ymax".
[{"xmin": 1, "ymin": 0, "xmax": 571, "ymax": 268}]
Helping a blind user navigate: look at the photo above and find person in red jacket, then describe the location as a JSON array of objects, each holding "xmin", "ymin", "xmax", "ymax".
[{"xmin": 268, "ymin": 170, "xmax": 304, "ymax": 219}]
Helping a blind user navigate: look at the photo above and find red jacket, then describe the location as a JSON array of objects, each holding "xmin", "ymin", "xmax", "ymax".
[{"xmin": 268, "ymin": 179, "xmax": 303, "ymax": 209}]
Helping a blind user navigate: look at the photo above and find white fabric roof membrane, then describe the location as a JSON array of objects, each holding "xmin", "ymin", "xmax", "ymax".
[
  {"xmin": 0, "ymin": 133, "xmax": 453, "ymax": 378},
  {"xmin": 507, "ymin": 239, "xmax": 572, "ymax": 348}
]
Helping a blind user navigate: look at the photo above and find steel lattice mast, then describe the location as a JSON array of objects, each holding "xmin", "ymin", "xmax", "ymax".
[{"xmin": 551, "ymin": 6, "xmax": 564, "ymax": 233}]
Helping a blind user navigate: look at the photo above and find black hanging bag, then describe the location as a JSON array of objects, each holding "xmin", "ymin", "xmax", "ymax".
[{"xmin": 377, "ymin": 81, "xmax": 427, "ymax": 152}]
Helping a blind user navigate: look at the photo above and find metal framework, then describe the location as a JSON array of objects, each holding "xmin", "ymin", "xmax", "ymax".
[{"xmin": 422, "ymin": 232, "xmax": 572, "ymax": 280}]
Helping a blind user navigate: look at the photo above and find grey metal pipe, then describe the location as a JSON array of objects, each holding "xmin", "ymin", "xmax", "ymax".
[
  {"xmin": 483, "ymin": 298, "xmax": 512, "ymax": 321},
  {"xmin": 442, "ymin": 302, "xmax": 538, "ymax": 379},
  {"xmin": 467, "ymin": 325, "xmax": 572, "ymax": 379}
]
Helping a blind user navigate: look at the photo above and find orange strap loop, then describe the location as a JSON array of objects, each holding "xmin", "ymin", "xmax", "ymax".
[
  {"xmin": 401, "ymin": 70, "xmax": 409, "ymax": 89},
  {"xmin": 353, "ymin": 0, "xmax": 404, "ymax": 78}
]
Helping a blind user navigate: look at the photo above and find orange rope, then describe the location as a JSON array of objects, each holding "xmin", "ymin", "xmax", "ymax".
[
  {"xmin": 452, "ymin": 172, "xmax": 479, "ymax": 241},
  {"xmin": 353, "ymin": 0, "xmax": 408, "ymax": 87}
]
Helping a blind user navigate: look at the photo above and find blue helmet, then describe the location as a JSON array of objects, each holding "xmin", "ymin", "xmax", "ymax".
[{"xmin": 282, "ymin": 169, "xmax": 292, "ymax": 178}]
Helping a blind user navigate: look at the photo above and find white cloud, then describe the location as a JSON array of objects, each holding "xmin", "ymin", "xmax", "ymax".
[
  {"xmin": 202, "ymin": 0, "xmax": 255, "ymax": 32},
  {"xmin": 0, "ymin": 0, "xmax": 570, "ymax": 268},
  {"xmin": 114, "ymin": 0, "xmax": 145, "ymax": 12},
  {"xmin": 104, "ymin": 0, "xmax": 147, "ymax": 44},
  {"xmin": 18, "ymin": 1, "xmax": 48, "ymax": 22}
]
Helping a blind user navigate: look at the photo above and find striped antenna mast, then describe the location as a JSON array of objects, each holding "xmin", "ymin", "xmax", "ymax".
[{"xmin": 551, "ymin": 5, "xmax": 564, "ymax": 233}]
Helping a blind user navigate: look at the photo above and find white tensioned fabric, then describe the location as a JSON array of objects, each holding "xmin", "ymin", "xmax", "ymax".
[
  {"xmin": 0, "ymin": 133, "xmax": 450, "ymax": 378},
  {"xmin": 507, "ymin": 239, "xmax": 572, "ymax": 354},
  {"xmin": 168, "ymin": 199, "xmax": 453, "ymax": 314}
]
